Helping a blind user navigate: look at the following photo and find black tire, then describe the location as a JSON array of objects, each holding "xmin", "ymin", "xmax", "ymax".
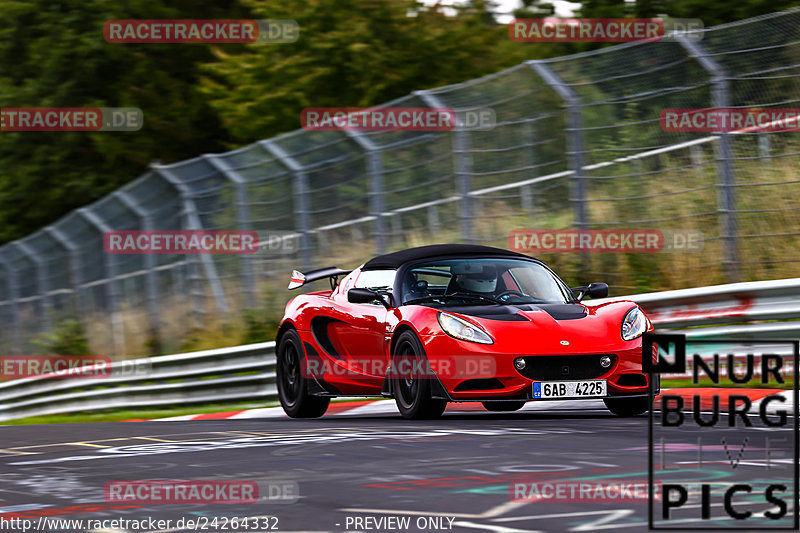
[
  {"xmin": 391, "ymin": 330, "xmax": 447, "ymax": 419},
  {"xmin": 276, "ymin": 328, "xmax": 330, "ymax": 418},
  {"xmin": 604, "ymin": 396, "xmax": 649, "ymax": 417},
  {"xmin": 482, "ymin": 401, "xmax": 526, "ymax": 412}
]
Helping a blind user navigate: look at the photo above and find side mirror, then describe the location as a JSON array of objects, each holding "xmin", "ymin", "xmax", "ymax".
[
  {"xmin": 348, "ymin": 288, "xmax": 391, "ymax": 308},
  {"xmin": 572, "ymin": 282, "xmax": 608, "ymax": 302}
]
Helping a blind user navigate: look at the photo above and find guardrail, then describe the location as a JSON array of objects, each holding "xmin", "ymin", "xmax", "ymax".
[
  {"xmin": 0, "ymin": 342, "xmax": 276, "ymax": 422},
  {"xmin": 597, "ymin": 278, "xmax": 800, "ymax": 328},
  {"xmin": 593, "ymin": 277, "xmax": 800, "ymax": 339},
  {"xmin": 1, "ymin": 278, "xmax": 798, "ymax": 422}
]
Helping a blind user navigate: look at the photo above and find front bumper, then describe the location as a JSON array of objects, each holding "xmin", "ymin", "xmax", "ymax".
[{"xmin": 420, "ymin": 334, "xmax": 654, "ymax": 401}]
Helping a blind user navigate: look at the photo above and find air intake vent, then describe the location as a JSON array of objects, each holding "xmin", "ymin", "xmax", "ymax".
[
  {"xmin": 454, "ymin": 378, "xmax": 504, "ymax": 391},
  {"xmin": 617, "ymin": 374, "xmax": 647, "ymax": 387}
]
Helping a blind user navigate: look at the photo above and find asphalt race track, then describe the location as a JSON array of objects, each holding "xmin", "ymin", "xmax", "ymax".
[{"xmin": 0, "ymin": 407, "xmax": 795, "ymax": 533}]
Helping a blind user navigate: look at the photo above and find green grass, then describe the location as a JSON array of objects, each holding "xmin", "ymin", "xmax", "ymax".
[
  {"xmin": 1, "ymin": 401, "xmax": 279, "ymax": 425},
  {"xmin": 662, "ymin": 377, "xmax": 793, "ymax": 390},
  {"xmin": 2, "ymin": 397, "xmax": 384, "ymax": 425}
]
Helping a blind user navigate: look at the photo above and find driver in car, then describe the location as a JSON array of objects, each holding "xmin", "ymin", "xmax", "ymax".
[{"xmin": 449, "ymin": 264, "xmax": 499, "ymax": 296}]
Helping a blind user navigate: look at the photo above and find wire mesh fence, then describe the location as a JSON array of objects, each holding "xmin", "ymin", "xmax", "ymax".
[{"xmin": 3, "ymin": 10, "xmax": 800, "ymax": 356}]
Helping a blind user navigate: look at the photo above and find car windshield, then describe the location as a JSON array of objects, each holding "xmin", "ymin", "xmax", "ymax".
[{"xmin": 401, "ymin": 258, "xmax": 574, "ymax": 305}]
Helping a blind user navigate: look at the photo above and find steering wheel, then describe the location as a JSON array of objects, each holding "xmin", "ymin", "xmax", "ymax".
[{"xmin": 496, "ymin": 290, "xmax": 525, "ymax": 302}]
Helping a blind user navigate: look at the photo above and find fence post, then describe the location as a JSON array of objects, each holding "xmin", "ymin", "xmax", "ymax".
[
  {"xmin": 114, "ymin": 191, "xmax": 162, "ymax": 349},
  {"xmin": 43, "ymin": 225, "xmax": 86, "ymax": 318},
  {"xmin": 345, "ymin": 131, "xmax": 386, "ymax": 255},
  {"xmin": 758, "ymin": 134, "xmax": 771, "ymax": 162},
  {"xmin": 151, "ymin": 164, "xmax": 230, "ymax": 314},
  {"xmin": 416, "ymin": 90, "xmax": 474, "ymax": 243},
  {"xmin": 76, "ymin": 208, "xmax": 125, "ymax": 356},
  {"xmin": 521, "ymin": 120, "xmax": 536, "ymax": 215},
  {"xmin": 11, "ymin": 241, "xmax": 50, "ymax": 332},
  {"xmin": 259, "ymin": 141, "xmax": 313, "ymax": 271},
  {"xmin": 677, "ymin": 36, "xmax": 739, "ymax": 282},
  {"xmin": 527, "ymin": 61, "xmax": 588, "ymax": 232},
  {"xmin": 203, "ymin": 155, "xmax": 257, "ymax": 309},
  {"xmin": 0, "ymin": 253, "xmax": 22, "ymax": 352},
  {"xmin": 428, "ymin": 206, "xmax": 441, "ymax": 235}
]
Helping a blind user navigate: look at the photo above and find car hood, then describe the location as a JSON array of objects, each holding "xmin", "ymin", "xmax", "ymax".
[
  {"xmin": 441, "ymin": 300, "xmax": 640, "ymax": 353},
  {"xmin": 446, "ymin": 303, "xmax": 587, "ymax": 321}
]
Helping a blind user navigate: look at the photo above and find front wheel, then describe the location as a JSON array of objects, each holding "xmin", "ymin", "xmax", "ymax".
[
  {"xmin": 276, "ymin": 328, "xmax": 330, "ymax": 418},
  {"xmin": 391, "ymin": 331, "xmax": 447, "ymax": 419},
  {"xmin": 604, "ymin": 396, "xmax": 649, "ymax": 417},
  {"xmin": 482, "ymin": 401, "xmax": 526, "ymax": 412}
]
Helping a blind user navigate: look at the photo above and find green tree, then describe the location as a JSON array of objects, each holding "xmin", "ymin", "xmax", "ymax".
[
  {"xmin": 577, "ymin": 0, "xmax": 800, "ymax": 26},
  {"xmin": 201, "ymin": 0, "xmax": 541, "ymax": 142},
  {"xmin": 0, "ymin": 0, "xmax": 246, "ymax": 243}
]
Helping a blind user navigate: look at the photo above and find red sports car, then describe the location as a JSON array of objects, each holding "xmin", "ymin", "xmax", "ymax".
[{"xmin": 276, "ymin": 244, "xmax": 657, "ymax": 419}]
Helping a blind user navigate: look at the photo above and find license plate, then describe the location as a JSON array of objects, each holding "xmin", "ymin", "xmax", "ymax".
[{"xmin": 533, "ymin": 380, "xmax": 607, "ymax": 399}]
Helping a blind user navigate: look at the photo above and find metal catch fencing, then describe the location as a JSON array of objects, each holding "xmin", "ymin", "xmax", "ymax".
[
  {"xmin": 1, "ymin": 10, "xmax": 800, "ymax": 356},
  {"xmin": 1, "ymin": 278, "xmax": 798, "ymax": 422}
]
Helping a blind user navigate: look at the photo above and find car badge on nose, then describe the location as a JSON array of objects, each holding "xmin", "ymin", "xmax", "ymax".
[{"xmin": 560, "ymin": 340, "xmax": 570, "ymax": 345}]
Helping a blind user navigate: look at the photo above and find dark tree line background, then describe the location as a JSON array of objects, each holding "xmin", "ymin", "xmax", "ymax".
[{"xmin": 0, "ymin": 0, "xmax": 795, "ymax": 244}]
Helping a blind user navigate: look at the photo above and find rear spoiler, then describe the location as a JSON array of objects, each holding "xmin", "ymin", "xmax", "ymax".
[{"xmin": 288, "ymin": 266, "xmax": 351, "ymax": 290}]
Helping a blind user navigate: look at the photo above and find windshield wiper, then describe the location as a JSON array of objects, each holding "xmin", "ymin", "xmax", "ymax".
[{"xmin": 404, "ymin": 292, "xmax": 504, "ymax": 306}]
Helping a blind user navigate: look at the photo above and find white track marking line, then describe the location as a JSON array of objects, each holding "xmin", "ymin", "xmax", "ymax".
[
  {"xmin": 454, "ymin": 522, "xmax": 540, "ymax": 532},
  {"xmin": 519, "ymin": 399, "xmax": 606, "ymax": 411},
  {"xmin": 149, "ymin": 397, "xmax": 610, "ymax": 420},
  {"xmin": 337, "ymin": 400, "xmax": 398, "ymax": 416},
  {"xmin": 341, "ymin": 499, "xmax": 531, "ymax": 520},
  {"xmin": 494, "ymin": 509, "xmax": 638, "ymax": 523},
  {"xmin": 148, "ymin": 387, "xmax": 770, "ymax": 421},
  {"xmin": 228, "ymin": 407, "xmax": 287, "ymax": 419}
]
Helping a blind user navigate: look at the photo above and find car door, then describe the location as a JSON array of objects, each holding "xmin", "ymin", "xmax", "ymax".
[{"xmin": 328, "ymin": 269, "xmax": 395, "ymax": 378}]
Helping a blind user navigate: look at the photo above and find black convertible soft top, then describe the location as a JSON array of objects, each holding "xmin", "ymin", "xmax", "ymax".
[{"xmin": 362, "ymin": 244, "xmax": 530, "ymax": 270}]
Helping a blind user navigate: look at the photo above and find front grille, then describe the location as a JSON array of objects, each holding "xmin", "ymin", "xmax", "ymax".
[{"xmin": 516, "ymin": 354, "xmax": 615, "ymax": 381}]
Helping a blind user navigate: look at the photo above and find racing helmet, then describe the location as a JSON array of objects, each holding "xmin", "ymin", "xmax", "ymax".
[{"xmin": 453, "ymin": 264, "xmax": 498, "ymax": 293}]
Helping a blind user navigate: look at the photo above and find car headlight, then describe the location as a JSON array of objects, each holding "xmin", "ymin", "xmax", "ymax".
[
  {"xmin": 437, "ymin": 312, "xmax": 493, "ymax": 344},
  {"xmin": 621, "ymin": 307, "xmax": 647, "ymax": 341}
]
